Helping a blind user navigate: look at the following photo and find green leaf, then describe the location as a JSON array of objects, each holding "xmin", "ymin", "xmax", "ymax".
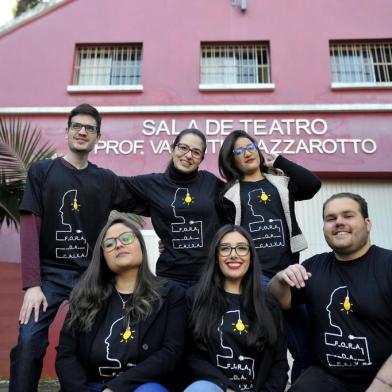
[{"xmin": 0, "ymin": 117, "xmax": 56, "ymax": 228}]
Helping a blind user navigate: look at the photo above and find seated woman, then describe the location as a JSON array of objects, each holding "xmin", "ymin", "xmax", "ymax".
[
  {"xmin": 55, "ymin": 211, "xmax": 186, "ymax": 392},
  {"xmin": 185, "ymin": 225, "xmax": 288, "ymax": 392}
]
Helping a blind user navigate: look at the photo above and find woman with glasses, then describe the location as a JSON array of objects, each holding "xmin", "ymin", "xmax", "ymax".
[
  {"xmin": 185, "ymin": 225, "xmax": 288, "ymax": 392},
  {"xmin": 55, "ymin": 211, "xmax": 186, "ymax": 392},
  {"xmin": 121, "ymin": 128, "xmax": 224, "ymax": 288},
  {"xmin": 218, "ymin": 130, "xmax": 321, "ymax": 383}
]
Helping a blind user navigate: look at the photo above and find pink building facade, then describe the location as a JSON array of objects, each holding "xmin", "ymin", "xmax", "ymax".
[{"xmin": 0, "ymin": 0, "xmax": 391, "ymax": 378}]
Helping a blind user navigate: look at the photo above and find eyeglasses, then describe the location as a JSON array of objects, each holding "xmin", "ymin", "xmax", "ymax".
[
  {"xmin": 175, "ymin": 143, "xmax": 203, "ymax": 159},
  {"xmin": 233, "ymin": 143, "xmax": 257, "ymax": 156},
  {"xmin": 102, "ymin": 231, "xmax": 136, "ymax": 252},
  {"xmin": 69, "ymin": 122, "xmax": 98, "ymax": 134},
  {"xmin": 217, "ymin": 244, "xmax": 250, "ymax": 257}
]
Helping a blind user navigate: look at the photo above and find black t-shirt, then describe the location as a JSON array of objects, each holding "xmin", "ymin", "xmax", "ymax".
[
  {"xmin": 240, "ymin": 180, "xmax": 292, "ymax": 278},
  {"xmin": 292, "ymin": 246, "xmax": 392, "ymax": 385},
  {"xmin": 207, "ymin": 293, "xmax": 259, "ymax": 392},
  {"xmin": 87, "ymin": 292, "xmax": 139, "ymax": 383},
  {"xmin": 19, "ymin": 158, "xmax": 137, "ymax": 270},
  {"xmin": 121, "ymin": 164, "xmax": 222, "ymax": 280}
]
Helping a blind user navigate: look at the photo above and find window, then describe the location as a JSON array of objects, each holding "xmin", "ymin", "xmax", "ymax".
[
  {"xmin": 330, "ymin": 42, "xmax": 392, "ymax": 87},
  {"xmin": 68, "ymin": 45, "xmax": 142, "ymax": 92},
  {"xmin": 200, "ymin": 43, "xmax": 273, "ymax": 90}
]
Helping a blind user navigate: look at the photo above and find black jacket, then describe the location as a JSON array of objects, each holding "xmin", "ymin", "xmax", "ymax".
[
  {"xmin": 56, "ymin": 281, "xmax": 186, "ymax": 392},
  {"xmin": 185, "ymin": 289, "xmax": 289, "ymax": 392}
]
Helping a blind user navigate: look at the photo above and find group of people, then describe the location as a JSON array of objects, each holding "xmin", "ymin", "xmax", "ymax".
[{"xmin": 8, "ymin": 103, "xmax": 392, "ymax": 392}]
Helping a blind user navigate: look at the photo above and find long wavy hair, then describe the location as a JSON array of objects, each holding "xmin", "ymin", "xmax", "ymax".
[
  {"xmin": 189, "ymin": 224, "xmax": 278, "ymax": 351},
  {"xmin": 66, "ymin": 211, "xmax": 162, "ymax": 333},
  {"xmin": 218, "ymin": 130, "xmax": 269, "ymax": 199}
]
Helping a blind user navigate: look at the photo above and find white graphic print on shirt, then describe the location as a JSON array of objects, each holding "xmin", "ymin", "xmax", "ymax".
[
  {"xmin": 99, "ymin": 316, "xmax": 136, "ymax": 377},
  {"xmin": 55, "ymin": 189, "xmax": 89, "ymax": 259},
  {"xmin": 216, "ymin": 310, "xmax": 255, "ymax": 391},
  {"xmin": 170, "ymin": 187, "xmax": 203, "ymax": 249},
  {"xmin": 247, "ymin": 188, "xmax": 285, "ymax": 249},
  {"xmin": 324, "ymin": 286, "xmax": 372, "ymax": 367}
]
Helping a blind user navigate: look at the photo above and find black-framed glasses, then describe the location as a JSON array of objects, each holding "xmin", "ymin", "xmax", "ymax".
[
  {"xmin": 175, "ymin": 143, "xmax": 203, "ymax": 159},
  {"xmin": 233, "ymin": 143, "xmax": 257, "ymax": 156},
  {"xmin": 102, "ymin": 231, "xmax": 136, "ymax": 252},
  {"xmin": 217, "ymin": 244, "xmax": 250, "ymax": 257},
  {"xmin": 69, "ymin": 122, "xmax": 98, "ymax": 134}
]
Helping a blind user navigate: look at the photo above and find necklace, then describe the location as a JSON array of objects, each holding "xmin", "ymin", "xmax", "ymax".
[
  {"xmin": 114, "ymin": 289, "xmax": 135, "ymax": 343},
  {"xmin": 115, "ymin": 290, "xmax": 129, "ymax": 310}
]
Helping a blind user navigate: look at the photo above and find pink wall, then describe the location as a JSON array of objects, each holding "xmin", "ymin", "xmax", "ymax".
[
  {"xmin": 1, "ymin": 0, "xmax": 392, "ymax": 107},
  {"xmin": 1, "ymin": 113, "xmax": 390, "ymax": 176}
]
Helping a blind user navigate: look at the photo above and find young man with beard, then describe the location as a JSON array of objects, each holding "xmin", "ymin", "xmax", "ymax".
[
  {"xmin": 9, "ymin": 103, "xmax": 141, "ymax": 392},
  {"xmin": 269, "ymin": 193, "xmax": 392, "ymax": 392}
]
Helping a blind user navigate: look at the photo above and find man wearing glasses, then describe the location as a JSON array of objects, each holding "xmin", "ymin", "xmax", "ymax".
[{"xmin": 9, "ymin": 103, "xmax": 141, "ymax": 392}]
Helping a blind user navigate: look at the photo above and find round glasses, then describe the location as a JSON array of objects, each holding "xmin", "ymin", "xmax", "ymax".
[
  {"xmin": 175, "ymin": 143, "xmax": 203, "ymax": 159},
  {"xmin": 102, "ymin": 231, "xmax": 135, "ymax": 252},
  {"xmin": 217, "ymin": 244, "xmax": 250, "ymax": 257},
  {"xmin": 233, "ymin": 143, "xmax": 257, "ymax": 156}
]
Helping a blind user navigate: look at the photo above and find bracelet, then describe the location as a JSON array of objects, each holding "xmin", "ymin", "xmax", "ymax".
[{"xmin": 375, "ymin": 376, "xmax": 392, "ymax": 388}]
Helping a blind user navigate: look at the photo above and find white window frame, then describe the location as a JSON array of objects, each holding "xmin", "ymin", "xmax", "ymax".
[
  {"xmin": 67, "ymin": 45, "xmax": 143, "ymax": 93},
  {"xmin": 199, "ymin": 43, "xmax": 274, "ymax": 91},
  {"xmin": 330, "ymin": 42, "xmax": 392, "ymax": 89}
]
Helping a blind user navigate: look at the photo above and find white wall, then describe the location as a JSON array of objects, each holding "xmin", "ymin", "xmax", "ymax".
[{"xmin": 296, "ymin": 179, "xmax": 392, "ymax": 261}]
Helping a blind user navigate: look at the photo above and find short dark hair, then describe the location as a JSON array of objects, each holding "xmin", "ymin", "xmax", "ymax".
[
  {"xmin": 218, "ymin": 130, "xmax": 267, "ymax": 183},
  {"xmin": 67, "ymin": 103, "xmax": 102, "ymax": 134},
  {"xmin": 322, "ymin": 192, "xmax": 369, "ymax": 219},
  {"xmin": 171, "ymin": 128, "xmax": 207, "ymax": 156}
]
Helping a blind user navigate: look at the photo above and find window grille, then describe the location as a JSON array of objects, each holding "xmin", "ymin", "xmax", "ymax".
[
  {"xmin": 330, "ymin": 42, "xmax": 392, "ymax": 84},
  {"xmin": 73, "ymin": 45, "xmax": 142, "ymax": 86},
  {"xmin": 201, "ymin": 44, "xmax": 271, "ymax": 84}
]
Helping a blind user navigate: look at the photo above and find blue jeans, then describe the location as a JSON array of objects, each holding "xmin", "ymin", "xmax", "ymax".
[
  {"xmin": 262, "ymin": 275, "xmax": 313, "ymax": 383},
  {"xmin": 184, "ymin": 380, "xmax": 225, "ymax": 392},
  {"xmin": 88, "ymin": 382, "xmax": 169, "ymax": 392},
  {"xmin": 9, "ymin": 266, "xmax": 82, "ymax": 392}
]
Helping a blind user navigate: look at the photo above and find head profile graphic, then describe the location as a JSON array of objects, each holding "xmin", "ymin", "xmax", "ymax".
[
  {"xmin": 247, "ymin": 188, "xmax": 285, "ymax": 249},
  {"xmin": 99, "ymin": 316, "xmax": 136, "ymax": 377},
  {"xmin": 170, "ymin": 187, "xmax": 203, "ymax": 249},
  {"xmin": 56, "ymin": 189, "xmax": 88, "ymax": 259},
  {"xmin": 324, "ymin": 286, "xmax": 371, "ymax": 367}
]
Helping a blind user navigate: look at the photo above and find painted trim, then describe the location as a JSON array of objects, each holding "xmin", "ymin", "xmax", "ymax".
[
  {"xmin": 67, "ymin": 84, "xmax": 143, "ymax": 93},
  {"xmin": 331, "ymin": 82, "xmax": 392, "ymax": 90},
  {"xmin": 199, "ymin": 83, "xmax": 275, "ymax": 91},
  {"xmin": 1, "ymin": 103, "xmax": 392, "ymax": 115},
  {"xmin": 0, "ymin": 0, "xmax": 71, "ymax": 37}
]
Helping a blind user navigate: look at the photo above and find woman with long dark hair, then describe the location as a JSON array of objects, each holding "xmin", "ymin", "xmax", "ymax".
[
  {"xmin": 55, "ymin": 211, "xmax": 186, "ymax": 392},
  {"xmin": 121, "ymin": 128, "xmax": 224, "ymax": 288},
  {"xmin": 218, "ymin": 130, "xmax": 321, "ymax": 382},
  {"xmin": 185, "ymin": 225, "xmax": 288, "ymax": 392}
]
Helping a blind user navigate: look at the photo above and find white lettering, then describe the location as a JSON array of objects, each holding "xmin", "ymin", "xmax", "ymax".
[
  {"xmin": 311, "ymin": 119, "xmax": 328, "ymax": 135},
  {"xmin": 270, "ymin": 120, "xmax": 284, "ymax": 135},
  {"xmin": 206, "ymin": 120, "xmax": 220, "ymax": 135},
  {"xmin": 150, "ymin": 139, "xmax": 171, "ymax": 154},
  {"xmin": 239, "ymin": 119, "xmax": 252, "ymax": 133},
  {"xmin": 362, "ymin": 139, "xmax": 377, "ymax": 154},
  {"xmin": 296, "ymin": 119, "xmax": 312, "ymax": 135},
  {"xmin": 221, "ymin": 120, "xmax": 233, "ymax": 135},
  {"xmin": 188, "ymin": 120, "xmax": 199, "ymax": 130},
  {"xmin": 142, "ymin": 120, "xmax": 155, "ymax": 136},
  {"xmin": 253, "ymin": 120, "xmax": 268, "ymax": 135}
]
